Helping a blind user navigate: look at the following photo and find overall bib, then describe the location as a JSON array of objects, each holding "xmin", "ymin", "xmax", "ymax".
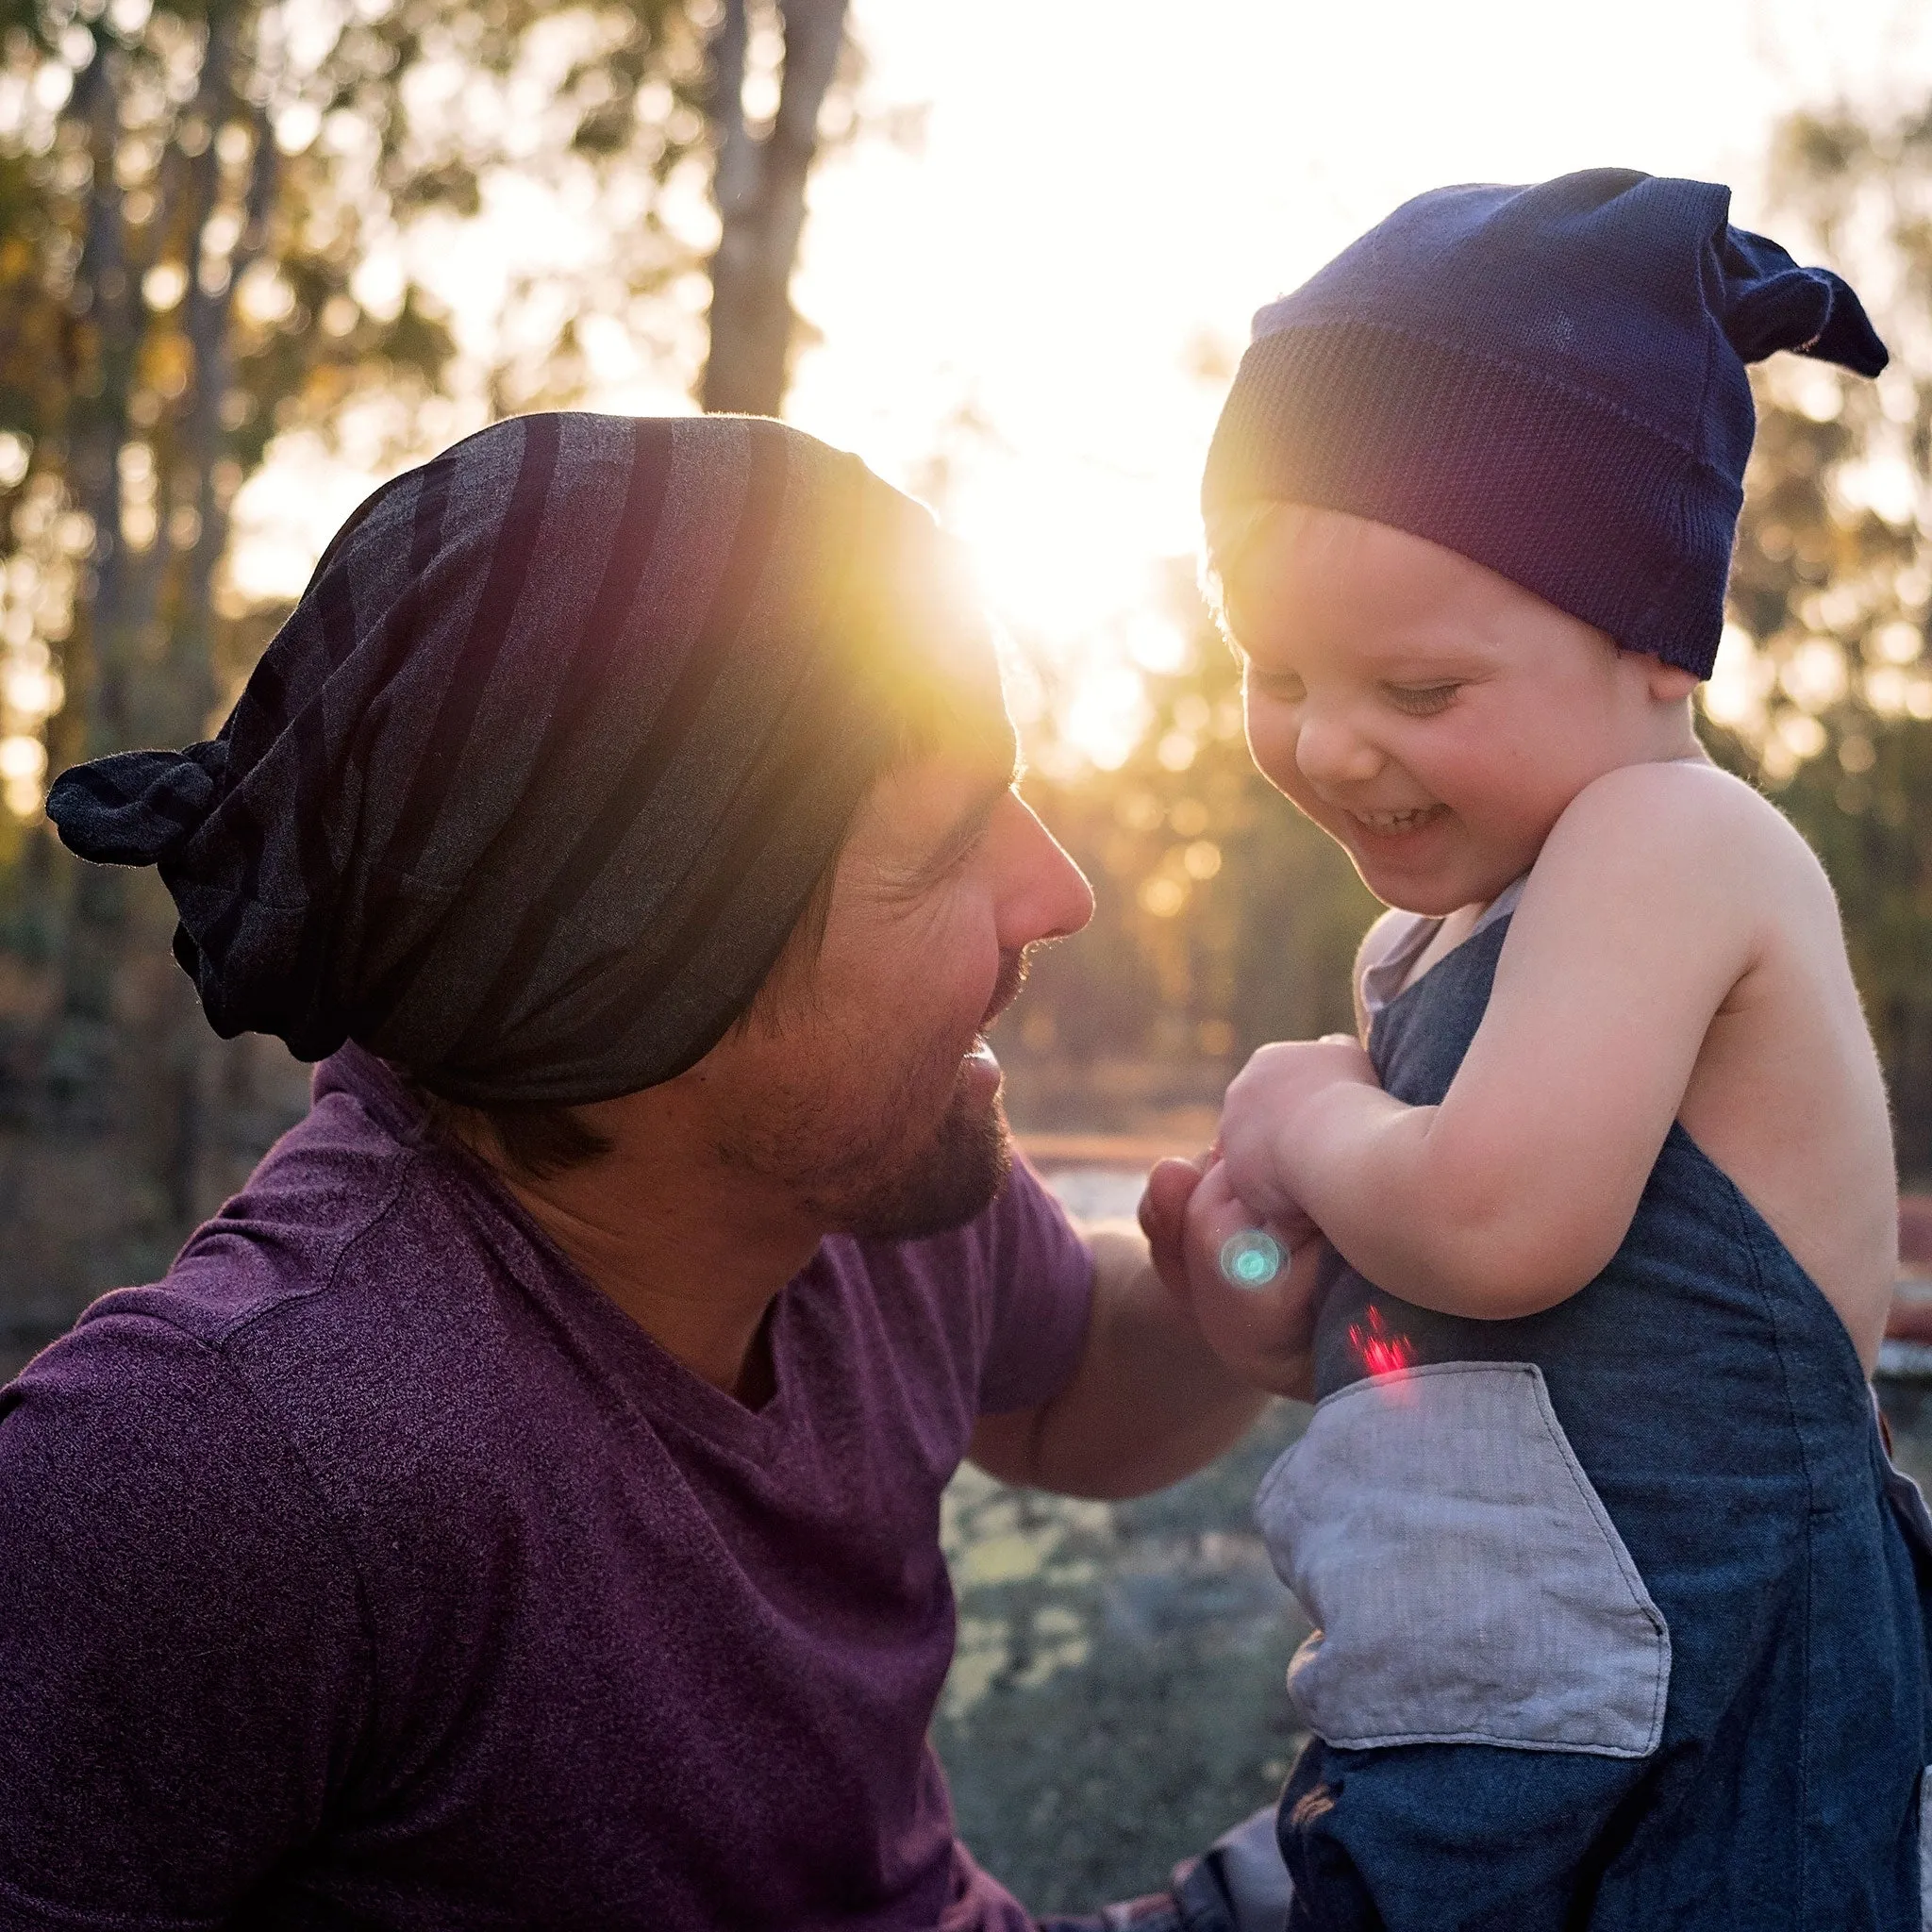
[{"xmin": 1255, "ymin": 908, "xmax": 1932, "ymax": 1931}]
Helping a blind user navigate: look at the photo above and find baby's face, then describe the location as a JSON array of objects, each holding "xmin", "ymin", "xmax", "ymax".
[{"xmin": 1224, "ymin": 505, "xmax": 1698, "ymax": 915}]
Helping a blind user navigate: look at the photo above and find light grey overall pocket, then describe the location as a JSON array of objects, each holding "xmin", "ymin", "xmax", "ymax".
[
  {"xmin": 1254, "ymin": 1360, "xmax": 1670, "ymax": 1757},
  {"xmin": 1921, "ymin": 1764, "xmax": 1932, "ymax": 1930}
]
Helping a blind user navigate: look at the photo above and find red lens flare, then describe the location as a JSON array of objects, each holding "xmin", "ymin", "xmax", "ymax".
[{"xmin": 1346, "ymin": 1305, "xmax": 1414, "ymax": 1380}]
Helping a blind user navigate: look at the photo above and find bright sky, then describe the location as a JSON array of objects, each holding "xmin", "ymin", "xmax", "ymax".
[{"xmin": 236, "ymin": 0, "xmax": 1932, "ymax": 767}]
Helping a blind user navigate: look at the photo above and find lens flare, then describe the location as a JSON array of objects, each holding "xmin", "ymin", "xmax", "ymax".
[
  {"xmin": 1346, "ymin": 1304, "xmax": 1414, "ymax": 1379},
  {"xmin": 1219, "ymin": 1229, "xmax": 1284, "ymax": 1291}
]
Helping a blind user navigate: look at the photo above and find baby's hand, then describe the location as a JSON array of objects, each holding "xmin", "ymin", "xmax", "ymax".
[
  {"xmin": 1169, "ymin": 1157, "xmax": 1323, "ymax": 1401},
  {"xmin": 1218, "ymin": 1035, "xmax": 1378, "ymax": 1222}
]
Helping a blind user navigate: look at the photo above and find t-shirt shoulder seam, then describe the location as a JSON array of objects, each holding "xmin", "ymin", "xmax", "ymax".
[
  {"xmin": 66, "ymin": 1305, "xmax": 383, "ymax": 1738},
  {"xmin": 208, "ymin": 1147, "xmax": 419, "ymax": 1351}
]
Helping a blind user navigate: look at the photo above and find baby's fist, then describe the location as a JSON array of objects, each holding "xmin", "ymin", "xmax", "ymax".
[{"xmin": 1218, "ymin": 1035, "xmax": 1377, "ymax": 1218}]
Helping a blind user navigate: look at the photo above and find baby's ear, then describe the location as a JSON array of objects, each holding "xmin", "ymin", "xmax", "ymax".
[{"xmin": 1643, "ymin": 659, "xmax": 1700, "ymax": 704}]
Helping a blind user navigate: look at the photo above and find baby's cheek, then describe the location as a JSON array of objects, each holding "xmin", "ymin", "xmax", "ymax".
[{"xmin": 1243, "ymin": 706, "xmax": 1304, "ymax": 800}]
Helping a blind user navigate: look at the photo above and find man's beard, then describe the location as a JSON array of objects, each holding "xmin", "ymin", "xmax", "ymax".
[
  {"xmin": 834, "ymin": 1077, "xmax": 1014, "ymax": 1241},
  {"xmin": 742, "ymin": 1052, "xmax": 1013, "ymax": 1242},
  {"xmin": 722, "ymin": 953, "xmax": 1026, "ymax": 1241}
]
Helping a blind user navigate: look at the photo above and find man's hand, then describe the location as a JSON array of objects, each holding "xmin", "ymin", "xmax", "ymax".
[
  {"xmin": 970, "ymin": 1157, "xmax": 1276, "ymax": 1500},
  {"xmin": 1140, "ymin": 1153, "xmax": 1322, "ymax": 1403},
  {"xmin": 1217, "ymin": 1035, "xmax": 1377, "ymax": 1223},
  {"xmin": 1138, "ymin": 1149, "xmax": 1209, "ymax": 1301},
  {"xmin": 1174, "ymin": 1158, "xmax": 1323, "ymax": 1401}
]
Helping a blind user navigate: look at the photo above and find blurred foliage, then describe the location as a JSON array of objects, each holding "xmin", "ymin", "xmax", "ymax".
[
  {"xmin": 1005, "ymin": 564, "xmax": 1377, "ymax": 1126},
  {"xmin": 1711, "ymin": 100, "xmax": 1932, "ymax": 1176},
  {"xmin": 0, "ymin": 0, "xmax": 718, "ymax": 830},
  {"xmin": 0, "ymin": 0, "xmax": 857, "ymax": 1302}
]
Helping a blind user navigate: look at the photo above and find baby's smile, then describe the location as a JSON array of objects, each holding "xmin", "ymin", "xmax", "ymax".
[{"xmin": 1345, "ymin": 804, "xmax": 1444, "ymax": 835}]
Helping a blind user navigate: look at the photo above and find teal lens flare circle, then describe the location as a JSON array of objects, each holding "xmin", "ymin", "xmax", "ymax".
[{"xmin": 1219, "ymin": 1229, "xmax": 1284, "ymax": 1291}]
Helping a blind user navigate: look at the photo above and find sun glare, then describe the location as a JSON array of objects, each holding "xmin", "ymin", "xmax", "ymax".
[
  {"xmin": 934, "ymin": 455, "xmax": 1204, "ymax": 771},
  {"xmin": 212, "ymin": 0, "xmax": 1932, "ymax": 791}
]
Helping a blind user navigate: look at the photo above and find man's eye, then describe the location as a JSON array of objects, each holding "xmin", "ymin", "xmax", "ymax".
[
  {"xmin": 921, "ymin": 824, "xmax": 990, "ymax": 885},
  {"xmin": 943, "ymin": 830, "xmax": 987, "ymax": 874},
  {"xmin": 1384, "ymin": 683, "xmax": 1460, "ymax": 716}
]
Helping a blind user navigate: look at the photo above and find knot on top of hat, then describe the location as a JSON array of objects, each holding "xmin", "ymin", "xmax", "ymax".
[
  {"xmin": 1718, "ymin": 225, "xmax": 1889, "ymax": 375},
  {"xmin": 47, "ymin": 740, "xmax": 229, "ymax": 868}
]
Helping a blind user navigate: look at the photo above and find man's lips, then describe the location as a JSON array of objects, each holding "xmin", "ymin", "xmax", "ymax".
[
  {"xmin": 958, "ymin": 949, "xmax": 1030, "ymax": 1087},
  {"xmin": 958, "ymin": 1036, "xmax": 1003, "ymax": 1104}
]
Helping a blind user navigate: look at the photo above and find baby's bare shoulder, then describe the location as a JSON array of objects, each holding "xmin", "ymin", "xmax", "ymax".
[
  {"xmin": 1546, "ymin": 760, "xmax": 1829, "ymax": 913},
  {"xmin": 1558, "ymin": 758, "xmax": 1784, "ymax": 839}
]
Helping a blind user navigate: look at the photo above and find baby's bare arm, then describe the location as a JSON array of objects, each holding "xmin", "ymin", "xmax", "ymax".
[{"xmin": 1222, "ymin": 763, "xmax": 1779, "ymax": 1318}]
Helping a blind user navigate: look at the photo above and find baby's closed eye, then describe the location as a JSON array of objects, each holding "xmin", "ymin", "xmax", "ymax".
[{"xmin": 1381, "ymin": 682, "xmax": 1462, "ymax": 716}]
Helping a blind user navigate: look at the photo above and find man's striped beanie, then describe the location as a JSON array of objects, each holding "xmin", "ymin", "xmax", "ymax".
[
  {"xmin": 1201, "ymin": 169, "xmax": 1889, "ymax": 677},
  {"xmin": 48, "ymin": 413, "xmax": 1004, "ymax": 1105}
]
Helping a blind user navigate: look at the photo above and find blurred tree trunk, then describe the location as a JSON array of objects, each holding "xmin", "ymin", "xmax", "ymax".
[
  {"xmin": 144, "ymin": 47, "xmax": 275, "ymax": 1225},
  {"xmin": 48, "ymin": 15, "xmax": 275, "ymax": 1224},
  {"xmin": 59, "ymin": 30, "xmax": 142, "ymax": 1036},
  {"xmin": 172, "ymin": 14, "xmax": 268, "ymax": 750},
  {"xmin": 700, "ymin": 0, "xmax": 850, "ymax": 416},
  {"xmin": 0, "ymin": 0, "xmax": 722, "ymax": 1308}
]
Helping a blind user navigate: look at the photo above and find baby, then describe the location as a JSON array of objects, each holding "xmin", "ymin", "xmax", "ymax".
[{"xmin": 1176, "ymin": 171, "xmax": 1932, "ymax": 1928}]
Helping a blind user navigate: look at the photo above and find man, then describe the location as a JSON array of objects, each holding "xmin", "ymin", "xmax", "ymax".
[{"xmin": 4, "ymin": 414, "xmax": 1297, "ymax": 1929}]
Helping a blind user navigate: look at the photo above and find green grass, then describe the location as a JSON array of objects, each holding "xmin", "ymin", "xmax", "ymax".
[{"xmin": 934, "ymin": 1401, "xmax": 1313, "ymax": 1915}]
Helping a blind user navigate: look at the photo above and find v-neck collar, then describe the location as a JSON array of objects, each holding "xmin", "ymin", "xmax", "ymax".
[{"xmin": 320, "ymin": 1043, "xmax": 810, "ymax": 1464}]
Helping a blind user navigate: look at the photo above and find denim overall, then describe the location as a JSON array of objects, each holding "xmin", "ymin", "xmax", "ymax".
[{"xmin": 1254, "ymin": 907, "xmax": 1932, "ymax": 1932}]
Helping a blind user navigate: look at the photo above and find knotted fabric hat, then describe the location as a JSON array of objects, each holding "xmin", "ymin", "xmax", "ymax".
[
  {"xmin": 48, "ymin": 412, "xmax": 1004, "ymax": 1105},
  {"xmin": 1201, "ymin": 168, "xmax": 1889, "ymax": 677}
]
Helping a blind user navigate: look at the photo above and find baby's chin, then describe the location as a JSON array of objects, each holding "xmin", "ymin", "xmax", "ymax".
[
  {"xmin": 1347, "ymin": 845, "xmax": 1531, "ymax": 919},
  {"xmin": 1364, "ymin": 881, "xmax": 1478, "ymax": 918}
]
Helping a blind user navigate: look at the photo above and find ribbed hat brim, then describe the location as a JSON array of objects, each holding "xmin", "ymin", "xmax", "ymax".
[{"xmin": 1202, "ymin": 321, "xmax": 1740, "ymax": 677}]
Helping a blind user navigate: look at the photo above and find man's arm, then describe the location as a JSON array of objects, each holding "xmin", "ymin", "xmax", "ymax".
[
  {"xmin": 968, "ymin": 1180, "xmax": 1278, "ymax": 1501},
  {"xmin": 0, "ymin": 1312, "xmax": 363, "ymax": 1918}
]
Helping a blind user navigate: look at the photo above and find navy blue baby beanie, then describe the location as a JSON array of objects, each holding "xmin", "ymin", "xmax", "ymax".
[{"xmin": 1201, "ymin": 169, "xmax": 1888, "ymax": 677}]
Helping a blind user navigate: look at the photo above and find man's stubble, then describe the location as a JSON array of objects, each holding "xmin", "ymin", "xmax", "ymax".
[{"xmin": 718, "ymin": 954, "xmax": 1029, "ymax": 1242}]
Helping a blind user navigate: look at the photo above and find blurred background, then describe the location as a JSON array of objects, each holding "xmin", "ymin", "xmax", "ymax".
[{"xmin": 5, "ymin": 0, "xmax": 1932, "ymax": 1907}]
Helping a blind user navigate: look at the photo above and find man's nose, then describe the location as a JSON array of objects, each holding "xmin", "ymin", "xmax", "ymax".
[
  {"xmin": 1295, "ymin": 706, "xmax": 1382, "ymax": 789},
  {"xmin": 1002, "ymin": 800, "xmax": 1094, "ymax": 948}
]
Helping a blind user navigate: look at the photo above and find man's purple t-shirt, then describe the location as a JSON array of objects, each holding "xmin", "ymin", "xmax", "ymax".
[{"xmin": 0, "ymin": 1046, "xmax": 1094, "ymax": 1929}]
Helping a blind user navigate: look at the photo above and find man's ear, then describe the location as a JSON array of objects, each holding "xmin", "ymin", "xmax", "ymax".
[{"xmin": 1644, "ymin": 658, "xmax": 1701, "ymax": 704}]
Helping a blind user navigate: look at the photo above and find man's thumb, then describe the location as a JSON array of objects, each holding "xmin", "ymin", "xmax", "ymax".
[{"xmin": 1140, "ymin": 1156, "xmax": 1206, "ymax": 1290}]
